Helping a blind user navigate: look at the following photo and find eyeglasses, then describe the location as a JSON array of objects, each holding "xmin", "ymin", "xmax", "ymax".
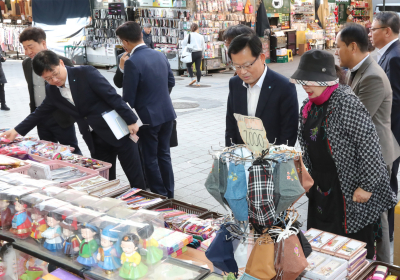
[
  {"xmin": 43, "ymin": 67, "xmax": 61, "ymax": 82},
  {"xmin": 369, "ymin": 26, "xmax": 388, "ymax": 32},
  {"xmin": 232, "ymin": 56, "xmax": 259, "ymax": 71}
]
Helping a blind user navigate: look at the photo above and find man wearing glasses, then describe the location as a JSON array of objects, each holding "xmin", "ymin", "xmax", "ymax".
[
  {"xmin": 0, "ymin": 50, "xmax": 145, "ymax": 190},
  {"xmin": 225, "ymin": 34, "xmax": 298, "ymax": 147},
  {"xmin": 369, "ymin": 11, "xmax": 400, "ymax": 244}
]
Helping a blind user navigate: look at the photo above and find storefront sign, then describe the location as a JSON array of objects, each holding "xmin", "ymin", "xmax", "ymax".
[
  {"xmin": 234, "ymin": 114, "xmax": 270, "ymax": 156},
  {"xmin": 153, "ymin": 0, "xmax": 173, "ymax": 7},
  {"xmin": 138, "ymin": 0, "xmax": 153, "ymax": 6}
]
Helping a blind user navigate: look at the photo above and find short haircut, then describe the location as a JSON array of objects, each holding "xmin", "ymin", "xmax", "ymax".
[
  {"xmin": 223, "ymin": 25, "xmax": 256, "ymax": 43},
  {"xmin": 144, "ymin": 23, "xmax": 152, "ymax": 28},
  {"xmin": 191, "ymin": 23, "xmax": 199, "ymax": 32},
  {"xmin": 19, "ymin": 27, "xmax": 46, "ymax": 44},
  {"xmin": 375, "ymin": 11, "xmax": 400, "ymax": 35},
  {"xmin": 228, "ymin": 34, "xmax": 262, "ymax": 59},
  {"xmin": 339, "ymin": 23, "xmax": 369, "ymax": 53},
  {"xmin": 32, "ymin": 50, "xmax": 60, "ymax": 76},
  {"xmin": 116, "ymin": 21, "xmax": 142, "ymax": 43}
]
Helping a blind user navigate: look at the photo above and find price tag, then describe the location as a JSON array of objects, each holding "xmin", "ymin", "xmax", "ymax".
[{"xmin": 234, "ymin": 113, "xmax": 269, "ymax": 156}]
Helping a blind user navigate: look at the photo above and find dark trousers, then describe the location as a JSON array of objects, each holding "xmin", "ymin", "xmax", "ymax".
[
  {"xmin": 138, "ymin": 121, "xmax": 174, "ymax": 198},
  {"xmin": 37, "ymin": 115, "xmax": 82, "ymax": 155},
  {"xmin": 91, "ymin": 132, "xmax": 145, "ymax": 190},
  {"xmin": 0, "ymin": 83, "xmax": 5, "ymax": 104},
  {"xmin": 389, "ymin": 156, "xmax": 400, "ymax": 238},
  {"xmin": 186, "ymin": 51, "xmax": 202, "ymax": 83}
]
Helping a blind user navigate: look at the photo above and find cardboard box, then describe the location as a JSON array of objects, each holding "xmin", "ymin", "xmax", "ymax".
[
  {"xmin": 175, "ymin": 247, "xmax": 214, "ymax": 272},
  {"xmin": 394, "ymin": 200, "xmax": 400, "ymax": 266},
  {"xmin": 276, "ymin": 48, "xmax": 287, "ymax": 56},
  {"xmin": 298, "ymin": 44, "xmax": 308, "ymax": 56}
]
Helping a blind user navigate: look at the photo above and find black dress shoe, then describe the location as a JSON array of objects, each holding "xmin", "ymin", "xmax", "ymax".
[{"xmin": 1, "ymin": 104, "xmax": 10, "ymax": 111}]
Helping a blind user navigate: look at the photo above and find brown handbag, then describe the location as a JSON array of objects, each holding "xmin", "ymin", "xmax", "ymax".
[
  {"xmin": 294, "ymin": 155, "xmax": 314, "ymax": 192},
  {"xmin": 245, "ymin": 233, "xmax": 276, "ymax": 280},
  {"xmin": 273, "ymin": 235, "xmax": 309, "ymax": 280}
]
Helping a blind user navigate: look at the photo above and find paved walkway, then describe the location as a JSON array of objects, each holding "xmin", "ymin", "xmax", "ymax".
[{"xmin": 0, "ymin": 54, "xmax": 395, "ymax": 260}]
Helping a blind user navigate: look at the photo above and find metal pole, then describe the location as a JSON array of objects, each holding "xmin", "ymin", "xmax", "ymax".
[{"xmin": 383, "ymin": 0, "xmax": 386, "ymax": 11}]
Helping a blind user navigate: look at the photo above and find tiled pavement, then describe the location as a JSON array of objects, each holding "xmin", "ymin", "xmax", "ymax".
[{"xmin": 0, "ymin": 53, "xmax": 395, "ymax": 260}]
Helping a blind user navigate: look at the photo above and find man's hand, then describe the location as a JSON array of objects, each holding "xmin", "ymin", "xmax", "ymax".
[
  {"xmin": 353, "ymin": 187, "xmax": 372, "ymax": 203},
  {"xmin": 128, "ymin": 123, "xmax": 139, "ymax": 135},
  {"xmin": 119, "ymin": 53, "xmax": 130, "ymax": 70},
  {"xmin": 0, "ymin": 129, "xmax": 18, "ymax": 142}
]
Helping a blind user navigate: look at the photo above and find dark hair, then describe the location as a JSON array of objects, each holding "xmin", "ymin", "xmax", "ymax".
[
  {"xmin": 223, "ymin": 25, "xmax": 256, "ymax": 43},
  {"xmin": 137, "ymin": 222, "xmax": 154, "ymax": 240},
  {"xmin": 339, "ymin": 23, "xmax": 369, "ymax": 53},
  {"xmin": 335, "ymin": 65, "xmax": 346, "ymax": 85},
  {"xmin": 375, "ymin": 11, "xmax": 400, "ymax": 35},
  {"xmin": 191, "ymin": 23, "xmax": 199, "ymax": 32},
  {"xmin": 19, "ymin": 27, "xmax": 46, "ymax": 44},
  {"xmin": 47, "ymin": 211, "xmax": 62, "ymax": 221},
  {"xmin": 116, "ymin": 21, "xmax": 142, "ymax": 43},
  {"xmin": 122, "ymin": 233, "xmax": 139, "ymax": 246},
  {"xmin": 32, "ymin": 50, "xmax": 60, "ymax": 76},
  {"xmin": 228, "ymin": 34, "xmax": 262, "ymax": 59}
]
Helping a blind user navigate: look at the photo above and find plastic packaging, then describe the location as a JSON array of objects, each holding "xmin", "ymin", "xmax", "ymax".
[
  {"xmin": 54, "ymin": 189, "xmax": 86, "ymax": 203},
  {"xmin": 91, "ymin": 197, "xmax": 127, "ymax": 213}
]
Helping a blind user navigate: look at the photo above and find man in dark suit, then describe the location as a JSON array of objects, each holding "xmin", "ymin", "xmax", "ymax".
[
  {"xmin": 0, "ymin": 46, "xmax": 9, "ymax": 110},
  {"xmin": 369, "ymin": 11, "xmax": 400, "ymax": 242},
  {"xmin": 19, "ymin": 27, "xmax": 81, "ymax": 154},
  {"xmin": 0, "ymin": 50, "xmax": 145, "ymax": 190},
  {"xmin": 116, "ymin": 21, "xmax": 176, "ymax": 198},
  {"xmin": 225, "ymin": 34, "xmax": 299, "ymax": 147}
]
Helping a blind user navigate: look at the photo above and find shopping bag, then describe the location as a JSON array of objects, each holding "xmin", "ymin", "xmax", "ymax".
[
  {"xmin": 205, "ymin": 158, "xmax": 228, "ymax": 210},
  {"xmin": 294, "ymin": 155, "xmax": 313, "ymax": 192},
  {"xmin": 225, "ymin": 162, "xmax": 248, "ymax": 221},
  {"xmin": 245, "ymin": 233, "xmax": 276, "ymax": 279},
  {"xmin": 180, "ymin": 46, "xmax": 192, "ymax": 63}
]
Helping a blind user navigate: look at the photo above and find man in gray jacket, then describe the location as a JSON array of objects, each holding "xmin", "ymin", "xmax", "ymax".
[
  {"xmin": 142, "ymin": 23, "xmax": 154, "ymax": 49},
  {"xmin": 335, "ymin": 23, "xmax": 400, "ymax": 263}
]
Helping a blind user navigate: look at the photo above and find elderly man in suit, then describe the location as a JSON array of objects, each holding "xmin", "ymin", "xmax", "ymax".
[
  {"xmin": 369, "ymin": 11, "xmax": 400, "ymax": 243},
  {"xmin": 0, "ymin": 50, "xmax": 145, "ymax": 190},
  {"xmin": 225, "ymin": 34, "xmax": 299, "ymax": 147},
  {"xmin": 19, "ymin": 27, "xmax": 81, "ymax": 154},
  {"xmin": 335, "ymin": 23, "xmax": 400, "ymax": 263}
]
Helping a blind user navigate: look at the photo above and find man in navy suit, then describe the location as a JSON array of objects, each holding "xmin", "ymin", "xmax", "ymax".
[
  {"xmin": 116, "ymin": 22, "xmax": 176, "ymax": 198},
  {"xmin": 0, "ymin": 50, "xmax": 145, "ymax": 190},
  {"xmin": 225, "ymin": 34, "xmax": 299, "ymax": 147}
]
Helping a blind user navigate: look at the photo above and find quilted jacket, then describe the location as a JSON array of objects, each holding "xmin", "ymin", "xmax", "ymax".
[{"xmin": 298, "ymin": 84, "xmax": 398, "ymax": 234}]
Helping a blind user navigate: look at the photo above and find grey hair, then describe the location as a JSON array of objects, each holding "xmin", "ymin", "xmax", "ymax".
[
  {"xmin": 144, "ymin": 23, "xmax": 152, "ymax": 28},
  {"xmin": 375, "ymin": 11, "xmax": 400, "ymax": 35}
]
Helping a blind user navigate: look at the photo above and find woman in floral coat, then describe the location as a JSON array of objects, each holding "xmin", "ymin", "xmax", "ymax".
[{"xmin": 291, "ymin": 49, "xmax": 397, "ymax": 258}]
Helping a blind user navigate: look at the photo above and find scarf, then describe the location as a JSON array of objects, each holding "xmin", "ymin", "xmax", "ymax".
[{"xmin": 302, "ymin": 84, "xmax": 338, "ymax": 119}]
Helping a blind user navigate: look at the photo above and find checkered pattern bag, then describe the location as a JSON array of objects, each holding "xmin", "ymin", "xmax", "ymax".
[{"xmin": 247, "ymin": 163, "xmax": 275, "ymax": 227}]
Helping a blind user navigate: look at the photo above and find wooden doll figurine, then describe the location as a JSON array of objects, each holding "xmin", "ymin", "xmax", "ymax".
[
  {"xmin": 0, "ymin": 199, "xmax": 12, "ymax": 229},
  {"xmin": 119, "ymin": 234, "xmax": 148, "ymax": 280},
  {"xmin": 97, "ymin": 225, "xmax": 121, "ymax": 273},
  {"xmin": 30, "ymin": 210, "xmax": 47, "ymax": 242},
  {"xmin": 77, "ymin": 223, "xmax": 99, "ymax": 266},
  {"xmin": 60, "ymin": 218, "xmax": 81, "ymax": 258},
  {"xmin": 10, "ymin": 198, "xmax": 32, "ymax": 238},
  {"xmin": 137, "ymin": 222, "xmax": 163, "ymax": 265},
  {"xmin": 41, "ymin": 212, "xmax": 64, "ymax": 252}
]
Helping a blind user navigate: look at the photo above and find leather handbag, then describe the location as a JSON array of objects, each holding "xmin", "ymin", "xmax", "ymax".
[
  {"xmin": 245, "ymin": 233, "xmax": 276, "ymax": 280},
  {"xmin": 294, "ymin": 155, "xmax": 314, "ymax": 192}
]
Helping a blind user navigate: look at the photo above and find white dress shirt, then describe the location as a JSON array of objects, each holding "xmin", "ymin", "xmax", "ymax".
[
  {"xmin": 242, "ymin": 65, "xmax": 268, "ymax": 117},
  {"xmin": 350, "ymin": 54, "xmax": 370, "ymax": 72},
  {"xmin": 57, "ymin": 72, "xmax": 75, "ymax": 105},
  {"xmin": 119, "ymin": 43, "xmax": 147, "ymax": 73},
  {"xmin": 377, "ymin": 38, "xmax": 399, "ymax": 62}
]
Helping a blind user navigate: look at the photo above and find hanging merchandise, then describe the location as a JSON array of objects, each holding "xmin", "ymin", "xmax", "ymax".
[
  {"xmin": 225, "ymin": 161, "xmax": 248, "ymax": 222},
  {"xmin": 204, "ymin": 157, "xmax": 228, "ymax": 210}
]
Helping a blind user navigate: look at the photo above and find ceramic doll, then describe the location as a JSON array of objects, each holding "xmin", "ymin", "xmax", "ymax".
[
  {"xmin": 60, "ymin": 218, "xmax": 81, "ymax": 258},
  {"xmin": 77, "ymin": 223, "xmax": 99, "ymax": 266},
  {"xmin": 9, "ymin": 198, "xmax": 32, "ymax": 238},
  {"xmin": 137, "ymin": 222, "xmax": 163, "ymax": 265},
  {"xmin": 19, "ymin": 257, "xmax": 44, "ymax": 280},
  {"xmin": 30, "ymin": 209, "xmax": 47, "ymax": 242},
  {"xmin": 119, "ymin": 234, "xmax": 148, "ymax": 280},
  {"xmin": 96, "ymin": 225, "xmax": 122, "ymax": 273},
  {"xmin": 0, "ymin": 199, "xmax": 12, "ymax": 229},
  {"xmin": 41, "ymin": 212, "xmax": 64, "ymax": 252}
]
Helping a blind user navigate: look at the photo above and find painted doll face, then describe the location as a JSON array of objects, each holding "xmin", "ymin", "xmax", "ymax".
[
  {"xmin": 31, "ymin": 212, "xmax": 43, "ymax": 221},
  {"xmin": 62, "ymin": 228, "xmax": 73, "ymax": 237},
  {"xmin": 121, "ymin": 241, "xmax": 138, "ymax": 255},
  {"xmin": 0, "ymin": 200, "xmax": 9, "ymax": 209},
  {"xmin": 14, "ymin": 201, "xmax": 25, "ymax": 212},
  {"xmin": 101, "ymin": 237, "xmax": 114, "ymax": 248},
  {"xmin": 47, "ymin": 216, "xmax": 60, "ymax": 227},
  {"xmin": 81, "ymin": 228, "xmax": 96, "ymax": 240}
]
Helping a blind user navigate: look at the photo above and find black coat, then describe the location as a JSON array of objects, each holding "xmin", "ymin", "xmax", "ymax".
[
  {"xmin": 22, "ymin": 56, "xmax": 75, "ymax": 128},
  {"xmin": 256, "ymin": 0, "xmax": 270, "ymax": 37},
  {"xmin": 225, "ymin": 68, "xmax": 299, "ymax": 147},
  {"xmin": 378, "ymin": 40, "xmax": 400, "ymax": 144},
  {"xmin": 142, "ymin": 30, "xmax": 154, "ymax": 49},
  {"xmin": 0, "ymin": 50, "xmax": 7, "ymax": 84},
  {"xmin": 15, "ymin": 66, "xmax": 137, "ymax": 153}
]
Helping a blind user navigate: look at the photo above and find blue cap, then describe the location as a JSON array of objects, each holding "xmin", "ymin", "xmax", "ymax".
[{"xmin": 101, "ymin": 225, "xmax": 119, "ymax": 241}]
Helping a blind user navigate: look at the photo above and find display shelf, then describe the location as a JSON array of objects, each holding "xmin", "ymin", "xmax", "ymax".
[{"xmin": 0, "ymin": 230, "xmax": 88, "ymax": 277}]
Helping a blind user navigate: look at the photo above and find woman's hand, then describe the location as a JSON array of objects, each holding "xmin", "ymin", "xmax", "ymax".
[{"xmin": 353, "ymin": 187, "xmax": 372, "ymax": 203}]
